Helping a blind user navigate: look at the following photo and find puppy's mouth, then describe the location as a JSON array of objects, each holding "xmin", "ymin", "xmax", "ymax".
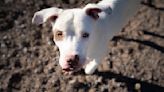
[
  {"xmin": 62, "ymin": 67, "xmax": 80, "ymax": 73},
  {"xmin": 62, "ymin": 64, "xmax": 82, "ymax": 74},
  {"xmin": 61, "ymin": 58, "xmax": 86, "ymax": 74}
]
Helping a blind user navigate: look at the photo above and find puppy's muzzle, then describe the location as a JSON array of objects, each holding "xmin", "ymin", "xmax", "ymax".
[{"xmin": 62, "ymin": 55, "xmax": 81, "ymax": 72}]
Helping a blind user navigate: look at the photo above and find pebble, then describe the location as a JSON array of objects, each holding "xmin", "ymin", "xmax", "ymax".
[
  {"xmin": 88, "ymin": 88, "xmax": 96, "ymax": 92},
  {"xmin": 50, "ymin": 78, "xmax": 59, "ymax": 84},
  {"xmin": 7, "ymin": 53, "xmax": 11, "ymax": 58},
  {"xmin": 3, "ymin": 35, "xmax": 8, "ymax": 40},
  {"xmin": 2, "ymin": 54, "xmax": 6, "ymax": 58},
  {"xmin": 34, "ymin": 67, "xmax": 43, "ymax": 74},
  {"xmin": 69, "ymin": 78, "xmax": 78, "ymax": 84},
  {"xmin": 101, "ymin": 85, "xmax": 109, "ymax": 92},
  {"xmin": 96, "ymin": 77, "xmax": 103, "ymax": 83},
  {"xmin": 23, "ymin": 47, "xmax": 28, "ymax": 53},
  {"xmin": 47, "ymin": 41, "xmax": 51, "ymax": 45},
  {"xmin": 53, "ymin": 46, "xmax": 59, "ymax": 51},
  {"xmin": 135, "ymin": 83, "xmax": 141, "ymax": 91},
  {"xmin": 130, "ymin": 75, "xmax": 135, "ymax": 78},
  {"xmin": 20, "ymin": 24, "xmax": 26, "ymax": 29},
  {"xmin": 1, "ymin": 43, "xmax": 6, "ymax": 48}
]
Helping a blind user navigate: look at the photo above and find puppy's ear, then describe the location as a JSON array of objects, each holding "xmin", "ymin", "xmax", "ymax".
[
  {"xmin": 84, "ymin": 4, "xmax": 102, "ymax": 20},
  {"xmin": 32, "ymin": 7, "xmax": 63, "ymax": 25},
  {"xmin": 84, "ymin": 3, "xmax": 113, "ymax": 20},
  {"xmin": 86, "ymin": 8, "xmax": 102, "ymax": 20}
]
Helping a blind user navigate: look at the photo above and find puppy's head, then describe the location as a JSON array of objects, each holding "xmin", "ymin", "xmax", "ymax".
[{"xmin": 32, "ymin": 5, "xmax": 103, "ymax": 73}]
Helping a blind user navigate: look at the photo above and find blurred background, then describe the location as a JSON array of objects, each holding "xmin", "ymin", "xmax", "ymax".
[{"xmin": 0, "ymin": 0, "xmax": 164, "ymax": 92}]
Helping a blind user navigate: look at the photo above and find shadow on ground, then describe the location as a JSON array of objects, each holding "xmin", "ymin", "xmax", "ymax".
[
  {"xmin": 112, "ymin": 30, "xmax": 164, "ymax": 53},
  {"xmin": 96, "ymin": 71, "xmax": 164, "ymax": 92}
]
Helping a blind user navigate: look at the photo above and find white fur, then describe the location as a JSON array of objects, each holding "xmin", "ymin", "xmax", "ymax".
[{"xmin": 32, "ymin": 0, "xmax": 141, "ymax": 74}]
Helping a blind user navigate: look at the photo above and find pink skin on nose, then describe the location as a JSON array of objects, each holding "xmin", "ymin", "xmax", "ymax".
[
  {"xmin": 61, "ymin": 55, "xmax": 79, "ymax": 68},
  {"xmin": 61, "ymin": 61, "xmax": 70, "ymax": 69},
  {"xmin": 60, "ymin": 54, "xmax": 86, "ymax": 72}
]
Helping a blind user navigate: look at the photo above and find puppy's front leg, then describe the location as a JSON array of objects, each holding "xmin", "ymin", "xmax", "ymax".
[{"xmin": 84, "ymin": 59, "xmax": 99, "ymax": 74}]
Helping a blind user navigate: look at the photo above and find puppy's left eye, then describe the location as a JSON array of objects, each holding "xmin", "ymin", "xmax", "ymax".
[
  {"xmin": 82, "ymin": 32, "xmax": 89, "ymax": 38},
  {"xmin": 54, "ymin": 31, "xmax": 64, "ymax": 41}
]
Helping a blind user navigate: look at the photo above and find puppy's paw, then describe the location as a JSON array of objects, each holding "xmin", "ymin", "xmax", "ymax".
[{"xmin": 84, "ymin": 60, "xmax": 98, "ymax": 74}]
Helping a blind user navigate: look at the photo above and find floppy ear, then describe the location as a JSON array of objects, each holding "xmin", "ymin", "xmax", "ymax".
[
  {"xmin": 84, "ymin": 4, "xmax": 102, "ymax": 20},
  {"xmin": 32, "ymin": 7, "xmax": 63, "ymax": 25},
  {"xmin": 86, "ymin": 8, "xmax": 102, "ymax": 20},
  {"xmin": 84, "ymin": 3, "xmax": 112, "ymax": 20}
]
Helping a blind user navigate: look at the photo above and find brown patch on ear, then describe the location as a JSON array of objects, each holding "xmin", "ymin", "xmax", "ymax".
[
  {"xmin": 48, "ymin": 15, "xmax": 58, "ymax": 22},
  {"xmin": 86, "ymin": 8, "xmax": 102, "ymax": 20}
]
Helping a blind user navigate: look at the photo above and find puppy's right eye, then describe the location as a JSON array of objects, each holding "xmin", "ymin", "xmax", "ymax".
[
  {"xmin": 82, "ymin": 32, "xmax": 89, "ymax": 38},
  {"xmin": 54, "ymin": 31, "xmax": 64, "ymax": 41}
]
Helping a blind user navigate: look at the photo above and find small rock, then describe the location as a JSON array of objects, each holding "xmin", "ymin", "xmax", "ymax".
[
  {"xmin": 1, "ymin": 43, "xmax": 6, "ymax": 48},
  {"xmin": 54, "ymin": 46, "xmax": 59, "ymax": 51},
  {"xmin": 101, "ymin": 85, "xmax": 109, "ymax": 92},
  {"xmin": 130, "ymin": 75, "xmax": 135, "ymax": 78},
  {"xmin": 7, "ymin": 53, "xmax": 11, "ymax": 58},
  {"xmin": 135, "ymin": 83, "xmax": 141, "ymax": 91},
  {"xmin": 20, "ymin": 24, "xmax": 26, "ymax": 29},
  {"xmin": 47, "ymin": 41, "xmax": 51, "ymax": 45},
  {"xmin": 88, "ymin": 88, "xmax": 96, "ymax": 92},
  {"xmin": 34, "ymin": 67, "xmax": 43, "ymax": 74},
  {"xmin": 23, "ymin": 47, "xmax": 28, "ymax": 53},
  {"xmin": 3, "ymin": 35, "xmax": 8, "ymax": 40},
  {"xmin": 2, "ymin": 54, "xmax": 6, "ymax": 58},
  {"xmin": 69, "ymin": 78, "xmax": 78, "ymax": 84},
  {"xmin": 96, "ymin": 77, "xmax": 103, "ymax": 83}
]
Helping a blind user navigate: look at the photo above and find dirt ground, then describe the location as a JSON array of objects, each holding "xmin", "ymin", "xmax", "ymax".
[{"xmin": 0, "ymin": 0, "xmax": 164, "ymax": 92}]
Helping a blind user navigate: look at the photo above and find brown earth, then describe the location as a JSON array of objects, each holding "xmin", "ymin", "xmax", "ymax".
[{"xmin": 0, "ymin": 0, "xmax": 164, "ymax": 92}]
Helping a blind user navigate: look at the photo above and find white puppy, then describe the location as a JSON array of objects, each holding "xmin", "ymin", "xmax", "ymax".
[{"xmin": 32, "ymin": 0, "xmax": 140, "ymax": 74}]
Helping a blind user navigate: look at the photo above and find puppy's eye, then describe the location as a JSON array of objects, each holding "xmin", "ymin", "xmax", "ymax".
[
  {"xmin": 55, "ymin": 31, "xmax": 64, "ymax": 41},
  {"xmin": 82, "ymin": 32, "xmax": 89, "ymax": 38}
]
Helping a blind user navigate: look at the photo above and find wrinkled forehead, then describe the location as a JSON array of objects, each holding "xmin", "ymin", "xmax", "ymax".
[{"xmin": 52, "ymin": 9, "xmax": 94, "ymax": 32}]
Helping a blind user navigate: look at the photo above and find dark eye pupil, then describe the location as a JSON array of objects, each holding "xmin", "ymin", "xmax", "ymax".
[
  {"xmin": 57, "ymin": 31, "xmax": 63, "ymax": 36},
  {"xmin": 82, "ymin": 33, "xmax": 89, "ymax": 38},
  {"xmin": 55, "ymin": 31, "xmax": 64, "ymax": 41}
]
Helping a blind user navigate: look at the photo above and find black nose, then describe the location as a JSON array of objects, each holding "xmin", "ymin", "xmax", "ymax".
[
  {"xmin": 74, "ymin": 55, "xmax": 79, "ymax": 61},
  {"xmin": 67, "ymin": 55, "xmax": 79, "ymax": 65}
]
